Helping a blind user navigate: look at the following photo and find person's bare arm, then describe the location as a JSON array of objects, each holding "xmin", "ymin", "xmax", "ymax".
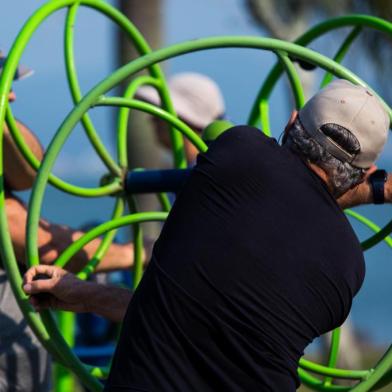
[
  {"xmin": 4, "ymin": 120, "xmax": 44, "ymax": 191},
  {"xmin": 23, "ymin": 265, "xmax": 131, "ymax": 322},
  {"xmin": 6, "ymin": 195, "xmax": 150, "ymax": 273},
  {"xmin": 337, "ymin": 174, "xmax": 392, "ymax": 209},
  {"xmin": 36, "ymin": 219, "xmax": 137, "ymax": 273}
]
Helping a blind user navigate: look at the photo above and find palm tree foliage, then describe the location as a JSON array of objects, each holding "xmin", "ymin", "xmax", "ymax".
[{"xmin": 246, "ymin": 0, "xmax": 392, "ymax": 99}]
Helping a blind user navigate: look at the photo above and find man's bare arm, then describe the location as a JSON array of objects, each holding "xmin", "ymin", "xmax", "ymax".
[
  {"xmin": 6, "ymin": 195, "xmax": 150, "ymax": 273},
  {"xmin": 4, "ymin": 120, "xmax": 44, "ymax": 191},
  {"xmin": 337, "ymin": 174, "xmax": 392, "ymax": 209},
  {"xmin": 23, "ymin": 265, "xmax": 131, "ymax": 322}
]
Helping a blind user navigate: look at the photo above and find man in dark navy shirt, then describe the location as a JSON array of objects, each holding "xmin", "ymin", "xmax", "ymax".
[{"xmin": 24, "ymin": 80, "xmax": 391, "ymax": 391}]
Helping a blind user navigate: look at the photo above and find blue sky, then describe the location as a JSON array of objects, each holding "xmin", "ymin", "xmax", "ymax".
[
  {"xmin": 2, "ymin": 0, "xmax": 391, "ymax": 178},
  {"xmin": 0, "ymin": 0, "xmax": 286, "ymax": 180}
]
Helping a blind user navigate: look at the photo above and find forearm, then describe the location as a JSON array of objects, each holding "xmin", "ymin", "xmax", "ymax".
[
  {"xmin": 338, "ymin": 174, "xmax": 392, "ymax": 209},
  {"xmin": 337, "ymin": 182, "xmax": 373, "ymax": 209},
  {"xmin": 83, "ymin": 282, "xmax": 132, "ymax": 322},
  {"xmin": 7, "ymin": 195, "xmax": 136, "ymax": 272},
  {"xmin": 66, "ymin": 231, "xmax": 135, "ymax": 273},
  {"xmin": 23, "ymin": 265, "xmax": 132, "ymax": 322},
  {"xmin": 36, "ymin": 222, "xmax": 135, "ymax": 273},
  {"xmin": 3, "ymin": 120, "xmax": 43, "ymax": 191}
]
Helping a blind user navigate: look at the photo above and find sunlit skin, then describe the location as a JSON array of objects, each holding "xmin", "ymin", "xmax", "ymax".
[
  {"xmin": 8, "ymin": 91, "xmax": 16, "ymax": 101},
  {"xmin": 4, "ymin": 89, "xmax": 153, "ymax": 275}
]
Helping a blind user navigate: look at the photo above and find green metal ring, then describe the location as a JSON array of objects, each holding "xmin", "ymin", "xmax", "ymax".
[
  {"xmin": 1, "ymin": 5, "xmax": 391, "ymax": 390},
  {"xmin": 21, "ymin": 36, "xmax": 388, "ymax": 390}
]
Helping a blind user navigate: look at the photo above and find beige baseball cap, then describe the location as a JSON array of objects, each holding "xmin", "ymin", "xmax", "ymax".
[
  {"xmin": 298, "ymin": 79, "xmax": 390, "ymax": 169},
  {"xmin": 136, "ymin": 72, "xmax": 225, "ymax": 130}
]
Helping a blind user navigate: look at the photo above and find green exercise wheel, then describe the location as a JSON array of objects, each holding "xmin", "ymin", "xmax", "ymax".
[{"xmin": 0, "ymin": 1, "xmax": 391, "ymax": 391}]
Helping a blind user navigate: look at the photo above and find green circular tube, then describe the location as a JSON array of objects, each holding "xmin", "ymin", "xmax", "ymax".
[
  {"xmin": 345, "ymin": 209, "xmax": 392, "ymax": 250},
  {"xmin": 16, "ymin": 212, "xmax": 166, "ymax": 391},
  {"xmin": 320, "ymin": 26, "xmax": 362, "ymax": 88},
  {"xmin": 85, "ymin": 365, "xmax": 110, "ymax": 380},
  {"xmin": 55, "ymin": 310, "xmax": 77, "ymax": 390},
  {"xmin": 113, "ymin": 91, "xmax": 205, "ymax": 287},
  {"xmin": 1, "ymin": 7, "xmax": 392, "ymax": 389},
  {"xmin": 275, "ymin": 50, "xmax": 305, "ymax": 109},
  {"xmin": 63, "ymin": 0, "xmax": 187, "ymax": 171},
  {"xmin": 323, "ymin": 328, "xmax": 342, "ymax": 386},
  {"xmin": 125, "ymin": 197, "xmax": 144, "ymax": 288},
  {"xmin": 350, "ymin": 345, "xmax": 392, "ymax": 391},
  {"xmin": 0, "ymin": 2, "xmax": 183, "ymax": 388},
  {"xmin": 247, "ymin": 15, "xmax": 392, "ymax": 127},
  {"xmin": 20, "ymin": 37, "xmax": 382, "ymax": 391},
  {"xmin": 299, "ymin": 358, "xmax": 369, "ymax": 380},
  {"xmin": 98, "ymin": 97, "xmax": 208, "ymax": 153},
  {"xmin": 0, "ymin": 0, "xmax": 118, "ymax": 197},
  {"xmin": 21, "ymin": 34, "xmax": 363, "ymax": 201},
  {"xmin": 75, "ymin": 197, "xmax": 125, "ymax": 280},
  {"xmin": 4, "ymin": 36, "xmax": 376, "ymax": 241},
  {"xmin": 249, "ymin": 17, "xmax": 392, "ymax": 390},
  {"xmin": 0, "ymin": 2, "xmax": 175, "ymax": 388},
  {"xmin": 54, "ymin": 212, "xmax": 167, "ymax": 270},
  {"xmin": 6, "ymin": 104, "xmax": 122, "ymax": 197},
  {"xmin": 299, "ymin": 368, "xmax": 352, "ymax": 391},
  {"xmin": 157, "ymin": 192, "xmax": 173, "ymax": 212},
  {"xmin": 38, "ymin": 309, "xmax": 102, "ymax": 391},
  {"xmin": 244, "ymin": 14, "xmax": 392, "ymax": 258},
  {"xmin": 64, "ymin": 3, "xmax": 120, "ymax": 176},
  {"xmin": 117, "ymin": 76, "xmax": 161, "ymax": 168},
  {"xmin": 0, "ymin": 0, "xmax": 185, "ymax": 194}
]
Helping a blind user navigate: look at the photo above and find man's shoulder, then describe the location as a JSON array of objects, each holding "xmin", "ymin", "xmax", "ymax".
[
  {"xmin": 214, "ymin": 124, "xmax": 270, "ymax": 143},
  {"xmin": 208, "ymin": 125, "xmax": 277, "ymax": 156},
  {"xmin": 194, "ymin": 125, "xmax": 279, "ymax": 180}
]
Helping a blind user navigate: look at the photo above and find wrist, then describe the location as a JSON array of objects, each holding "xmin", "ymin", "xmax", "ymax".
[
  {"xmin": 76, "ymin": 279, "xmax": 99, "ymax": 313},
  {"xmin": 369, "ymin": 169, "xmax": 388, "ymax": 204},
  {"xmin": 110, "ymin": 243, "xmax": 134, "ymax": 270},
  {"xmin": 384, "ymin": 173, "xmax": 392, "ymax": 203},
  {"xmin": 119, "ymin": 243, "xmax": 134, "ymax": 268}
]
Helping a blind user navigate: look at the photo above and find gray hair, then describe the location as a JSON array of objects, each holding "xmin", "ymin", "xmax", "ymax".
[{"xmin": 285, "ymin": 119, "xmax": 366, "ymax": 198}]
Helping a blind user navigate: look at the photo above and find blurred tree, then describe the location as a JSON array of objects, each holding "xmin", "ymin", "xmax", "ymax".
[
  {"xmin": 117, "ymin": 0, "xmax": 164, "ymax": 237},
  {"xmin": 245, "ymin": 0, "xmax": 392, "ymax": 99}
]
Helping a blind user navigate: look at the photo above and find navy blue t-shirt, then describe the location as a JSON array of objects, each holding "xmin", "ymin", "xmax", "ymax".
[{"xmin": 105, "ymin": 126, "xmax": 365, "ymax": 391}]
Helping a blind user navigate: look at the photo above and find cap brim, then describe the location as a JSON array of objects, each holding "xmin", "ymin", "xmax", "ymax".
[
  {"xmin": 0, "ymin": 57, "xmax": 34, "ymax": 81},
  {"xmin": 14, "ymin": 64, "xmax": 34, "ymax": 81}
]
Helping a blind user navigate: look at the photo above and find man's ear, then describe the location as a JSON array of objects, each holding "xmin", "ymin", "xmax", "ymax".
[{"xmin": 282, "ymin": 110, "xmax": 298, "ymax": 144}]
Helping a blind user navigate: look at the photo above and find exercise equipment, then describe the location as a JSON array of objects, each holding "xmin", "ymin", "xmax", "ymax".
[{"xmin": 1, "ymin": 2, "xmax": 392, "ymax": 390}]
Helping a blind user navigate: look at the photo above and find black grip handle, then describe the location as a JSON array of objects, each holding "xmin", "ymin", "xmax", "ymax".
[
  {"xmin": 31, "ymin": 273, "xmax": 52, "ymax": 302},
  {"xmin": 125, "ymin": 169, "xmax": 192, "ymax": 194}
]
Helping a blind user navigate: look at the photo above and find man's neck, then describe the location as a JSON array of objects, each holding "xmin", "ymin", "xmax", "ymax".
[{"xmin": 307, "ymin": 162, "xmax": 335, "ymax": 195}]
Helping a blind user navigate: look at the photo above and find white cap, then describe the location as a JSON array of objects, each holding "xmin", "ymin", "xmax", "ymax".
[
  {"xmin": 299, "ymin": 79, "xmax": 390, "ymax": 168},
  {"xmin": 136, "ymin": 72, "xmax": 225, "ymax": 129}
]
